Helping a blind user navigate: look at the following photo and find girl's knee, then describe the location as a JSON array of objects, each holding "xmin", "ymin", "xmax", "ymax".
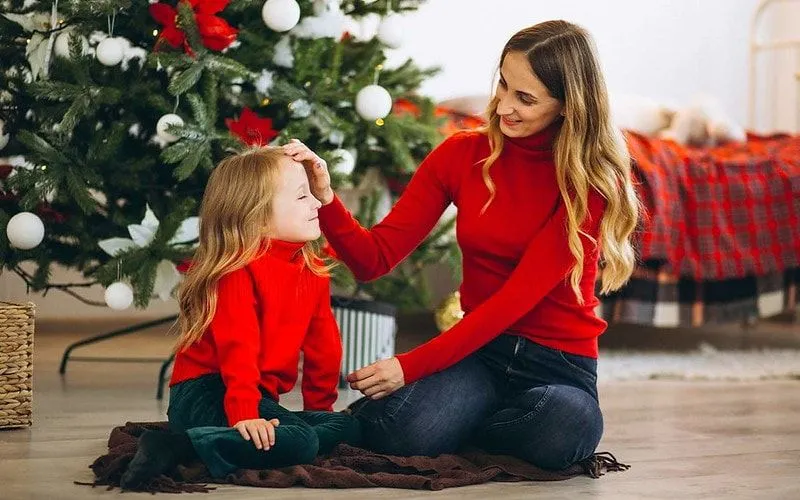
[{"xmin": 295, "ymin": 427, "xmax": 320, "ymax": 464}]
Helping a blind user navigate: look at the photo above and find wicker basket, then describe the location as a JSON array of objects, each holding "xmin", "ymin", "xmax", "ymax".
[{"xmin": 0, "ymin": 301, "xmax": 34, "ymax": 429}]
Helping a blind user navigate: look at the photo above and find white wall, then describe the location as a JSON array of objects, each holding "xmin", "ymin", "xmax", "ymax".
[
  {"xmin": 751, "ymin": 0, "xmax": 800, "ymax": 131},
  {"xmin": 385, "ymin": 0, "xmax": 785, "ymax": 130}
]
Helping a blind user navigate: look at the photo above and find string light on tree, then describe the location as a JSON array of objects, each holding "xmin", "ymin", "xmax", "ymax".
[
  {"xmin": 104, "ymin": 281, "xmax": 134, "ymax": 310},
  {"xmin": 156, "ymin": 113, "xmax": 184, "ymax": 143},
  {"xmin": 262, "ymin": 0, "xmax": 301, "ymax": 32},
  {"xmin": 6, "ymin": 212, "xmax": 45, "ymax": 250}
]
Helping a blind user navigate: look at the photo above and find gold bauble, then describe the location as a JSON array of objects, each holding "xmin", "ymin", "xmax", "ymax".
[{"xmin": 434, "ymin": 291, "xmax": 464, "ymax": 332}]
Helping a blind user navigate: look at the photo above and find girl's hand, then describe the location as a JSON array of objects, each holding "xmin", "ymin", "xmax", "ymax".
[
  {"xmin": 233, "ymin": 418, "xmax": 280, "ymax": 450},
  {"xmin": 346, "ymin": 357, "xmax": 405, "ymax": 399},
  {"xmin": 282, "ymin": 139, "xmax": 334, "ymax": 205}
]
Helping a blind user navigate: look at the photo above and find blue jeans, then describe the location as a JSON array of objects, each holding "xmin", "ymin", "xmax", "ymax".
[{"xmin": 350, "ymin": 334, "xmax": 602, "ymax": 470}]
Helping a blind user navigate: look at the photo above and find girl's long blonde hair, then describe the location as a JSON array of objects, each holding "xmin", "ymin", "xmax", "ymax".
[
  {"xmin": 481, "ymin": 20, "xmax": 639, "ymax": 303},
  {"xmin": 175, "ymin": 147, "xmax": 332, "ymax": 351}
]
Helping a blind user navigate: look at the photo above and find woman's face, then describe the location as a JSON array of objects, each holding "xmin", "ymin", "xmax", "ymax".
[{"xmin": 495, "ymin": 51, "xmax": 564, "ymax": 138}]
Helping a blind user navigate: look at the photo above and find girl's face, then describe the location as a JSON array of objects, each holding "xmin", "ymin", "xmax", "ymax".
[
  {"xmin": 270, "ymin": 158, "xmax": 322, "ymax": 243},
  {"xmin": 495, "ymin": 51, "xmax": 564, "ymax": 138}
]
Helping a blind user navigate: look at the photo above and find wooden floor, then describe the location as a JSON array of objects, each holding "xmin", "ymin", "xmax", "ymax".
[{"xmin": 1, "ymin": 324, "xmax": 800, "ymax": 499}]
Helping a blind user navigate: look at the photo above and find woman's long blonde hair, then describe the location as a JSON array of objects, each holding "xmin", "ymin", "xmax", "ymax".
[
  {"xmin": 175, "ymin": 147, "xmax": 333, "ymax": 351},
  {"xmin": 481, "ymin": 20, "xmax": 639, "ymax": 303}
]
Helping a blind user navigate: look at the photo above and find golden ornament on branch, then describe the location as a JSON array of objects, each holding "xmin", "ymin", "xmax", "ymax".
[{"xmin": 434, "ymin": 291, "xmax": 464, "ymax": 332}]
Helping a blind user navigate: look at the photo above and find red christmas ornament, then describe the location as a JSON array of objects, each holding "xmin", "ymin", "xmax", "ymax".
[
  {"xmin": 225, "ymin": 107, "xmax": 279, "ymax": 146},
  {"xmin": 150, "ymin": 0, "xmax": 238, "ymax": 55},
  {"xmin": 35, "ymin": 203, "xmax": 68, "ymax": 224},
  {"xmin": 176, "ymin": 259, "xmax": 192, "ymax": 274}
]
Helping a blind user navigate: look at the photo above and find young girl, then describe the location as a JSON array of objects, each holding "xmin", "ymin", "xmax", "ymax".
[{"xmin": 120, "ymin": 147, "xmax": 360, "ymax": 489}]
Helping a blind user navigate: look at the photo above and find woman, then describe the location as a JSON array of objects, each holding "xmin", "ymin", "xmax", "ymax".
[{"xmin": 284, "ymin": 20, "xmax": 638, "ymax": 470}]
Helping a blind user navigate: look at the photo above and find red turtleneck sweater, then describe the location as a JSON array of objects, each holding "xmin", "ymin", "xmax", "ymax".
[
  {"xmin": 319, "ymin": 124, "xmax": 608, "ymax": 384},
  {"xmin": 170, "ymin": 240, "xmax": 342, "ymax": 426}
]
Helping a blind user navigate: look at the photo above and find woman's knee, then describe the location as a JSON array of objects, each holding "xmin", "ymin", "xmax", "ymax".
[
  {"xmin": 482, "ymin": 385, "xmax": 603, "ymax": 470},
  {"xmin": 528, "ymin": 385, "xmax": 603, "ymax": 469}
]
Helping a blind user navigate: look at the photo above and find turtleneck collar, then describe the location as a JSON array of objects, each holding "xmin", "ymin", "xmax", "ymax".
[
  {"xmin": 504, "ymin": 119, "xmax": 561, "ymax": 153},
  {"xmin": 264, "ymin": 239, "xmax": 305, "ymax": 262}
]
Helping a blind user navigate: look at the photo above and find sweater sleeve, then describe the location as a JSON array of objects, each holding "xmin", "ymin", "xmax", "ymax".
[
  {"xmin": 396, "ymin": 192, "xmax": 607, "ymax": 384},
  {"xmin": 301, "ymin": 279, "xmax": 342, "ymax": 411},
  {"xmin": 209, "ymin": 267, "xmax": 262, "ymax": 426},
  {"xmin": 318, "ymin": 134, "xmax": 467, "ymax": 282}
]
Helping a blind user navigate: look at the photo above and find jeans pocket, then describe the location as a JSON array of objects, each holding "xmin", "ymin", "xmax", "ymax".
[{"xmin": 557, "ymin": 350, "xmax": 598, "ymax": 382}]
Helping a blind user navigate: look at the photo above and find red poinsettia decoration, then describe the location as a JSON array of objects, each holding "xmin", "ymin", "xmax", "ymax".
[
  {"xmin": 225, "ymin": 107, "xmax": 279, "ymax": 146},
  {"xmin": 150, "ymin": 0, "xmax": 238, "ymax": 55}
]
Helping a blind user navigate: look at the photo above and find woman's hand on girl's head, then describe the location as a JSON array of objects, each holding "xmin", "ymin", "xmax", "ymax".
[
  {"xmin": 233, "ymin": 418, "xmax": 280, "ymax": 450},
  {"xmin": 346, "ymin": 357, "xmax": 405, "ymax": 399},
  {"xmin": 282, "ymin": 139, "xmax": 335, "ymax": 205}
]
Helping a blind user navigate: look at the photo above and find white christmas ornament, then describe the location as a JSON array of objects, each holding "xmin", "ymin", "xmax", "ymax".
[
  {"xmin": 331, "ymin": 148, "xmax": 355, "ymax": 175},
  {"xmin": 355, "ymin": 85, "xmax": 393, "ymax": 120},
  {"xmin": 272, "ymin": 36, "xmax": 294, "ymax": 68},
  {"xmin": 96, "ymin": 37, "xmax": 124, "ymax": 66},
  {"xmin": 6, "ymin": 212, "xmax": 45, "ymax": 250},
  {"xmin": 156, "ymin": 113, "xmax": 184, "ymax": 143},
  {"xmin": 294, "ymin": 0, "xmax": 357, "ymax": 40},
  {"xmin": 289, "ymin": 99, "xmax": 312, "ymax": 118},
  {"xmin": 0, "ymin": 118, "xmax": 8, "ymax": 150},
  {"xmin": 254, "ymin": 69, "xmax": 275, "ymax": 94},
  {"xmin": 262, "ymin": 0, "xmax": 301, "ymax": 32},
  {"xmin": 105, "ymin": 282, "xmax": 134, "ymax": 310},
  {"xmin": 328, "ymin": 130, "xmax": 345, "ymax": 145},
  {"xmin": 376, "ymin": 13, "xmax": 403, "ymax": 48},
  {"xmin": 54, "ymin": 32, "xmax": 89, "ymax": 59}
]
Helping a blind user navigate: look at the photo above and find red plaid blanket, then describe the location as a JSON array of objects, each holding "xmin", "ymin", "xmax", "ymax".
[{"xmin": 627, "ymin": 132, "xmax": 800, "ymax": 280}]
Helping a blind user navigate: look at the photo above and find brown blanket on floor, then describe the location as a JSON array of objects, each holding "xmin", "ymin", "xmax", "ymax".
[{"xmin": 80, "ymin": 421, "xmax": 629, "ymax": 493}]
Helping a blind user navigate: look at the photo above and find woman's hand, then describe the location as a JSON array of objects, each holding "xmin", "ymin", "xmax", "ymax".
[
  {"xmin": 233, "ymin": 418, "xmax": 280, "ymax": 450},
  {"xmin": 346, "ymin": 357, "xmax": 405, "ymax": 399},
  {"xmin": 282, "ymin": 139, "xmax": 334, "ymax": 205}
]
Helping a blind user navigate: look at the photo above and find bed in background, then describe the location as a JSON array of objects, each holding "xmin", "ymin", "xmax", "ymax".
[
  {"xmin": 604, "ymin": 0, "xmax": 800, "ymax": 327},
  {"xmin": 599, "ymin": 131, "xmax": 800, "ymax": 327}
]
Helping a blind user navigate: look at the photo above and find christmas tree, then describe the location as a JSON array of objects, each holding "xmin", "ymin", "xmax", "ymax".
[{"xmin": 0, "ymin": 0, "xmax": 460, "ymax": 312}]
